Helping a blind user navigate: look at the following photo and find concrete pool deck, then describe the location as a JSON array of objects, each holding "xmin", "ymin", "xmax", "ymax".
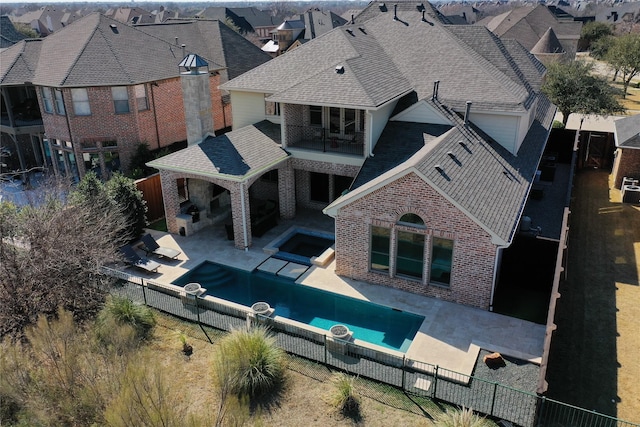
[{"xmin": 128, "ymin": 216, "xmax": 545, "ymax": 378}]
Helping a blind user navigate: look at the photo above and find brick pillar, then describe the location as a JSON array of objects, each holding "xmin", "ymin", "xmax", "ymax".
[
  {"xmin": 230, "ymin": 182, "xmax": 252, "ymax": 249},
  {"xmin": 278, "ymin": 161, "xmax": 296, "ymax": 219},
  {"xmin": 160, "ymin": 171, "xmax": 181, "ymax": 234}
]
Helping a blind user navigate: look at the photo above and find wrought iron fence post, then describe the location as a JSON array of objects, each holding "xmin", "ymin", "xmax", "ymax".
[
  {"xmin": 490, "ymin": 382, "xmax": 498, "ymax": 417},
  {"xmin": 433, "ymin": 365, "xmax": 438, "ymax": 398},
  {"xmin": 323, "ymin": 334, "xmax": 328, "ymax": 364},
  {"xmin": 401, "ymin": 355, "xmax": 406, "ymax": 391},
  {"xmin": 141, "ymin": 278, "xmax": 147, "ymax": 305},
  {"xmin": 537, "ymin": 395, "xmax": 546, "ymax": 427},
  {"xmin": 194, "ymin": 295, "xmax": 212, "ymax": 344}
]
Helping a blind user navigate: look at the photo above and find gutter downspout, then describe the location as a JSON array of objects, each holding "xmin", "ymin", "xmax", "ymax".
[
  {"xmin": 240, "ymin": 181, "xmax": 249, "ymax": 251},
  {"xmin": 367, "ymin": 111, "xmax": 374, "ymax": 157},
  {"xmin": 150, "ymin": 82, "xmax": 161, "ymax": 150}
]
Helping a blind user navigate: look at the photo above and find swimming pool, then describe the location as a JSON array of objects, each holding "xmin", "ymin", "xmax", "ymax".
[
  {"xmin": 267, "ymin": 228, "xmax": 335, "ymax": 266},
  {"xmin": 173, "ymin": 261, "xmax": 423, "ymax": 352}
]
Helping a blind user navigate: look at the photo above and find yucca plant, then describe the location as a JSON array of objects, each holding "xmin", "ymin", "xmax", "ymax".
[
  {"xmin": 434, "ymin": 406, "xmax": 491, "ymax": 427},
  {"xmin": 329, "ymin": 372, "xmax": 360, "ymax": 415},
  {"xmin": 95, "ymin": 296, "xmax": 156, "ymax": 344},
  {"xmin": 212, "ymin": 325, "xmax": 286, "ymax": 398}
]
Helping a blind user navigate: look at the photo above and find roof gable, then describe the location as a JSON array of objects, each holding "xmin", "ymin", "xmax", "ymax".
[{"xmin": 615, "ymin": 114, "xmax": 640, "ymax": 149}]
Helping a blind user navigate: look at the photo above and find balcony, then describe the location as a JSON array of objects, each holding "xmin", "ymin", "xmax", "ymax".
[{"xmin": 286, "ymin": 125, "xmax": 364, "ymax": 157}]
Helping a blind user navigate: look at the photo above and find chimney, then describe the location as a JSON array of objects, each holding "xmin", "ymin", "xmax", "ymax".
[
  {"xmin": 178, "ymin": 54, "xmax": 215, "ymax": 146},
  {"xmin": 432, "ymin": 80, "xmax": 439, "ymax": 100},
  {"xmin": 464, "ymin": 101, "xmax": 472, "ymax": 125}
]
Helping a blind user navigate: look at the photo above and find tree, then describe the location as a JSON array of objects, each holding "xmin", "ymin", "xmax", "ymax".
[
  {"xmin": 581, "ymin": 21, "xmax": 613, "ymax": 51},
  {"xmin": 12, "ymin": 22, "xmax": 39, "ymax": 39},
  {"xmin": 541, "ymin": 61, "xmax": 624, "ymax": 125},
  {"xmin": 605, "ymin": 33, "xmax": 640, "ymax": 99},
  {"xmin": 105, "ymin": 173, "xmax": 148, "ymax": 243},
  {"xmin": 0, "ymin": 178, "xmax": 129, "ymax": 339}
]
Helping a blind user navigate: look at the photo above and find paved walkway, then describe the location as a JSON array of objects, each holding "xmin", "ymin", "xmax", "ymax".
[{"xmin": 128, "ymin": 212, "xmax": 545, "ymax": 378}]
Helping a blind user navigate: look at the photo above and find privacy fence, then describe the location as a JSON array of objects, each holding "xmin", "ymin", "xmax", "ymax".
[{"xmin": 102, "ymin": 267, "xmax": 639, "ymax": 427}]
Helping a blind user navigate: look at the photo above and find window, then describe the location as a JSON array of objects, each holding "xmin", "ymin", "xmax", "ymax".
[
  {"xmin": 398, "ymin": 213, "xmax": 425, "ymax": 227},
  {"xmin": 41, "ymin": 87, "xmax": 53, "ymax": 113},
  {"xmin": 396, "ymin": 231, "xmax": 425, "ymax": 279},
  {"xmin": 135, "ymin": 84, "xmax": 148, "ymax": 111},
  {"xmin": 309, "ymin": 105, "xmax": 322, "ymax": 126},
  {"xmin": 112, "ymin": 86, "xmax": 130, "ymax": 113},
  {"xmin": 264, "ymin": 94, "xmax": 280, "ymax": 116},
  {"xmin": 371, "ymin": 226, "xmax": 390, "ymax": 272},
  {"xmin": 54, "ymin": 89, "xmax": 65, "ymax": 115},
  {"xmin": 430, "ymin": 237, "xmax": 453, "ymax": 285},
  {"xmin": 71, "ymin": 88, "xmax": 91, "ymax": 115}
]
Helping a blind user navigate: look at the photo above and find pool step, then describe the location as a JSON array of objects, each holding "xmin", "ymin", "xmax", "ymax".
[{"xmin": 256, "ymin": 258, "xmax": 309, "ymax": 280}]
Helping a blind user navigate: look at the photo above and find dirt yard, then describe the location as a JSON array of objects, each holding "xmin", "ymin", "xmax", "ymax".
[
  {"xmin": 149, "ymin": 315, "xmax": 447, "ymax": 427},
  {"xmin": 546, "ymin": 170, "xmax": 640, "ymax": 423}
]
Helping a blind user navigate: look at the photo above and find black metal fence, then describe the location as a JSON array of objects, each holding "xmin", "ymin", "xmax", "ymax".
[{"xmin": 103, "ymin": 267, "xmax": 639, "ymax": 427}]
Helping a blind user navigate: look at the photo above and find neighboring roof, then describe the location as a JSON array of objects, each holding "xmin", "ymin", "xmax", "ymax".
[
  {"xmin": 482, "ymin": 4, "xmax": 581, "ymax": 51},
  {"xmin": 11, "ymin": 5, "xmax": 82, "ymax": 35},
  {"xmin": 276, "ymin": 20, "xmax": 305, "ymax": 31},
  {"xmin": 104, "ymin": 7, "xmax": 153, "ymax": 25},
  {"xmin": 261, "ymin": 40, "xmax": 279, "ymax": 53},
  {"xmin": 1, "ymin": 16, "xmax": 27, "ymax": 48},
  {"xmin": 146, "ymin": 120, "xmax": 287, "ymax": 180},
  {"xmin": 615, "ymin": 114, "xmax": 640, "ymax": 149},
  {"xmin": 327, "ymin": 95, "xmax": 557, "ymax": 245},
  {"xmin": 135, "ymin": 19, "xmax": 272, "ymax": 83},
  {"xmin": 196, "ymin": 7, "xmax": 280, "ymax": 32},
  {"xmin": 222, "ymin": 1, "xmax": 545, "ymax": 114},
  {"xmin": 302, "ymin": 9, "xmax": 348, "ymax": 39},
  {"xmin": 12, "ymin": 13, "xmax": 225, "ymax": 88},
  {"xmin": 0, "ymin": 39, "xmax": 42, "ymax": 85},
  {"xmin": 531, "ymin": 27, "xmax": 565, "ymax": 54}
]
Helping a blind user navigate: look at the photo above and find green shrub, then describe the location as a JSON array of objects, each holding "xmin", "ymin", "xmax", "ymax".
[
  {"xmin": 329, "ymin": 372, "xmax": 360, "ymax": 415},
  {"xmin": 434, "ymin": 406, "xmax": 491, "ymax": 427},
  {"xmin": 105, "ymin": 173, "xmax": 148, "ymax": 242},
  {"xmin": 96, "ymin": 296, "xmax": 155, "ymax": 344},
  {"xmin": 552, "ymin": 120, "xmax": 565, "ymax": 129},
  {"xmin": 212, "ymin": 325, "xmax": 286, "ymax": 398}
]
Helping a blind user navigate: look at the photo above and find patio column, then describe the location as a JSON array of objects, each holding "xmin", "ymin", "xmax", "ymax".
[
  {"xmin": 278, "ymin": 161, "xmax": 295, "ymax": 219},
  {"xmin": 230, "ymin": 182, "xmax": 252, "ymax": 250},
  {"xmin": 160, "ymin": 171, "xmax": 181, "ymax": 234}
]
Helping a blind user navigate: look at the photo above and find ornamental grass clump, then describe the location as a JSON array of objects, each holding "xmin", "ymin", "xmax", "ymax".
[
  {"xmin": 329, "ymin": 372, "xmax": 360, "ymax": 415},
  {"xmin": 95, "ymin": 296, "xmax": 156, "ymax": 345},
  {"xmin": 212, "ymin": 325, "xmax": 286, "ymax": 398},
  {"xmin": 434, "ymin": 406, "xmax": 492, "ymax": 427}
]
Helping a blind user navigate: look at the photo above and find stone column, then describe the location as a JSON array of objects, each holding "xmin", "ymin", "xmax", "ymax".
[{"xmin": 180, "ymin": 71, "xmax": 214, "ymax": 146}]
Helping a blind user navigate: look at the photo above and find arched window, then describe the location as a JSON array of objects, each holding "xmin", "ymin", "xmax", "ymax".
[{"xmin": 398, "ymin": 213, "xmax": 425, "ymax": 228}]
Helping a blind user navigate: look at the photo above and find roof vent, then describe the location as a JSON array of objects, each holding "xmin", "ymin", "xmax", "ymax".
[
  {"xmin": 359, "ymin": 27, "xmax": 367, "ymax": 34},
  {"xmin": 379, "ymin": 3, "xmax": 387, "ymax": 12},
  {"xmin": 394, "ymin": 4, "xmax": 399, "ymax": 20},
  {"xmin": 432, "ymin": 80, "xmax": 440, "ymax": 101},
  {"xmin": 181, "ymin": 43, "xmax": 186, "ymax": 58},
  {"xmin": 459, "ymin": 141, "xmax": 472, "ymax": 154},
  {"xmin": 435, "ymin": 164, "xmax": 444, "ymax": 173},
  {"xmin": 335, "ymin": 65, "xmax": 345, "ymax": 74},
  {"xmin": 464, "ymin": 101, "xmax": 472, "ymax": 125},
  {"xmin": 175, "ymin": 36, "xmax": 178, "ymax": 45},
  {"xmin": 447, "ymin": 151, "xmax": 456, "ymax": 160},
  {"xmin": 346, "ymin": 28, "xmax": 354, "ymax": 36},
  {"xmin": 422, "ymin": 10, "xmax": 433, "ymax": 25},
  {"xmin": 109, "ymin": 23, "xmax": 118, "ymax": 33},
  {"xmin": 351, "ymin": 14, "xmax": 355, "ymax": 24}
]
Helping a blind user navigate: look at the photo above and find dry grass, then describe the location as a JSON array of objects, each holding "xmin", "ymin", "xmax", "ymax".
[
  {"xmin": 148, "ymin": 315, "xmax": 439, "ymax": 426},
  {"xmin": 546, "ymin": 170, "xmax": 640, "ymax": 423}
]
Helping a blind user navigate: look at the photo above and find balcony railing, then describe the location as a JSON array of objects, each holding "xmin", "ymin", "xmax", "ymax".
[{"xmin": 286, "ymin": 125, "xmax": 365, "ymax": 156}]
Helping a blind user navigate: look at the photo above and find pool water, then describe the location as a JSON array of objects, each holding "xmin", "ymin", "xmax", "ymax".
[
  {"xmin": 271, "ymin": 229, "xmax": 334, "ymax": 266},
  {"xmin": 173, "ymin": 261, "xmax": 424, "ymax": 352}
]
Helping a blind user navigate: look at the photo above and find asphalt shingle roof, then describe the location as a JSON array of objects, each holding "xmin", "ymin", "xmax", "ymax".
[
  {"xmin": 146, "ymin": 120, "xmax": 287, "ymax": 179},
  {"xmin": 0, "ymin": 16, "xmax": 27, "ymax": 48},
  {"xmin": 135, "ymin": 19, "xmax": 272, "ymax": 83},
  {"xmin": 344, "ymin": 94, "xmax": 556, "ymax": 244},
  {"xmin": 222, "ymin": 0, "xmax": 544, "ymax": 113},
  {"xmin": 27, "ymin": 13, "xmax": 225, "ymax": 87},
  {"xmin": 0, "ymin": 39, "xmax": 42, "ymax": 85},
  {"xmin": 615, "ymin": 114, "xmax": 640, "ymax": 149}
]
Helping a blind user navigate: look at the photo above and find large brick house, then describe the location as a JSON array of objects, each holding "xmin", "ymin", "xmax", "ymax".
[
  {"xmin": 0, "ymin": 13, "xmax": 271, "ymax": 180},
  {"xmin": 149, "ymin": 1, "xmax": 556, "ymax": 310}
]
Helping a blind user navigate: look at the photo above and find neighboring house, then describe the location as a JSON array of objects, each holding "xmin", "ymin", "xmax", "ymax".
[
  {"xmin": 0, "ymin": 13, "xmax": 270, "ymax": 181},
  {"xmin": 611, "ymin": 114, "xmax": 640, "ymax": 190},
  {"xmin": 11, "ymin": 5, "xmax": 82, "ymax": 36},
  {"xmin": 196, "ymin": 7, "xmax": 281, "ymax": 41},
  {"xmin": 479, "ymin": 4, "xmax": 582, "ymax": 60},
  {"xmin": 104, "ymin": 7, "xmax": 156, "ymax": 25},
  {"xmin": 595, "ymin": 2, "xmax": 640, "ymax": 31},
  {"xmin": 437, "ymin": 4, "xmax": 481, "ymax": 24},
  {"xmin": 148, "ymin": 1, "xmax": 555, "ymax": 311},
  {"xmin": 1, "ymin": 15, "xmax": 27, "ymax": 48},
  {"xmin": 262, "ymin": 9, "xmax": 348, "ymax": 56}
]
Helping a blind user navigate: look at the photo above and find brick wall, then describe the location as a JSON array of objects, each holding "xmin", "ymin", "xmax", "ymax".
[
  {"xmin": 334, "ymin": 172, "xmax": 497, "ymax": 310},
  {"xmin": 612, "ymin": 147, "xmax": 640, "ymax": 188}
]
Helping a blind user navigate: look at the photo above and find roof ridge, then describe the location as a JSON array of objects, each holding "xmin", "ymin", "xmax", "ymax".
[{"xmin": 93, "ymin": 15, "xmax": 136, "ymax": 85}]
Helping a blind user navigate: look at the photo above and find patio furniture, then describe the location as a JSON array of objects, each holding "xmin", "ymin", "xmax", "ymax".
[
  {"xmin": 141, "ymin": 233, "xmax": 181, "ymax": 259},
  {"xmin": 119, "ymin": 244, "xmax": 161, "ymax": 273}
]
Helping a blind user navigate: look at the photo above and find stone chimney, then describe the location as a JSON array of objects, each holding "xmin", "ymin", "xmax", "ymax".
[{"xmin": 178, "ymin": 54, "xmax": 214, "ymax": 146}]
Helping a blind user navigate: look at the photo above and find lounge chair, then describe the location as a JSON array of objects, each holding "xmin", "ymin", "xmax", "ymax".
[
  {"xmin": 141, "ymin": 234, "xmax": 181, "ymax": 259},
  {"xmin": 119, "ymin": 244, "xmax": 161, "ymax": 273}
]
